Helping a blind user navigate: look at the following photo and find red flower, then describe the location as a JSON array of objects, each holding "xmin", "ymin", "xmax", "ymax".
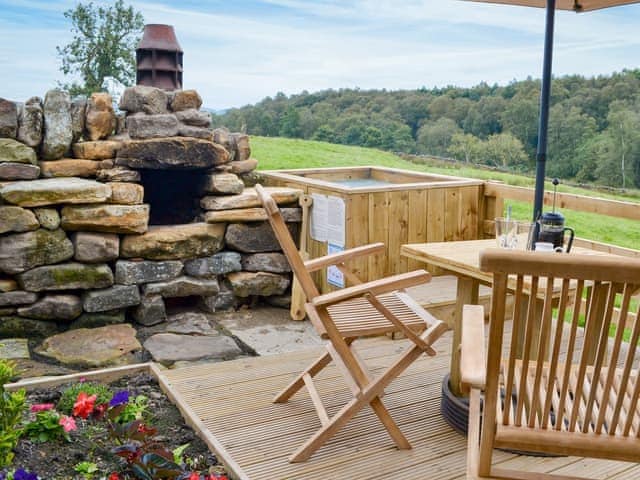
[
  {"xmin": 72, "ymin": 392, "xmax": 97, "ymax": 419},
  {"xmin": 30, "ymin": 403, "xmax": 55, "ymax": 413},
  {"xmin": 59, "ymin": 415, "xmax": 77, "ymax": 432},
  {"xmin": 188, "ymin": 473, "xmax": 199, "ymax": 480},
  {"xmin": 108, "ymin": 473, "xmax": 120, "ymax": 480}
]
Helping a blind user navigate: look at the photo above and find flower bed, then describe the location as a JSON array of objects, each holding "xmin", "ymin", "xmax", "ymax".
[{"xmin": 0, "ymin": 360, "xmax": 228, "ymax": 480}]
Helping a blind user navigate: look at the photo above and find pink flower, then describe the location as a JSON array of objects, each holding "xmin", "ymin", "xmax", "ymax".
[
  {"xmin": 73, "ymin": 392, "xmax": 97, "ymax": 419},
  {"xmin": 30, "ymin": 403, "xmax": 55, "ymax": 413},
  {"xmin": 59, "ymin": 415, "xmax": 77, "ymax": 432},
  {"xmin": 188, "ymin": 474, "xmax": 199, "ymax": 480}
]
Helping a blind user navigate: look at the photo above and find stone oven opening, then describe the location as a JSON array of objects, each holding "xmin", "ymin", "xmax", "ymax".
[{"xmin": 139, "ymin": 169, "xmax": 208, "ymax": 225}]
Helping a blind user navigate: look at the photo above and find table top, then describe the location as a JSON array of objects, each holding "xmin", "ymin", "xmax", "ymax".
[{"xmin": 401, "ymin": 239, "xmax": 615, "ymax": 288}]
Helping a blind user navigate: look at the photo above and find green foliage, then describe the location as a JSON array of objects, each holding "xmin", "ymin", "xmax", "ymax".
[
  {"xmin": 58, "ymin": 382, "xmax": 113, "ymax": 415},
  {"xmin": 56, "ymin": 0, "xmax": 144, "ymax": 96},
  {"xmin": 0, "ymin": 360, "xmax": 26, "ymax": 467},
  {"xmin": 115, "ymin": 395, "xmax": 149, "ymax": 424},
  {"xmin": 215, "ymin": 70, "xmax": 640, "ymax": 188},
  {"xmin": 23, "ymin": 410, "xmax": 68, "ymax": 443},
  {"xmin": 75, "ymin": 461, "xmax": 99, "ymax": 479}
]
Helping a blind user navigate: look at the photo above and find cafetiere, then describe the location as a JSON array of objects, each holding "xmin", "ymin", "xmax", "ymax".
[{"xmin": 533, "ymin": 179, "xmax": 574, "ymax": 252}]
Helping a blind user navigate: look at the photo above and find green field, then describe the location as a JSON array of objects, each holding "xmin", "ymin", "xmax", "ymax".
[{"xmin": 253, "ymin": 136, "xmax": 640, "ymax": 249}]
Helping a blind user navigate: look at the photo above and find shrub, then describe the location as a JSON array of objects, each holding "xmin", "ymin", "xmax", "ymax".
[{"xmin": 0, "ymin": 360, "xmax": 26, "ymax": 467}]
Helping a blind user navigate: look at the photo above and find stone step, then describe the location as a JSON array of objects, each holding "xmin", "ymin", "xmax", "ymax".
[{"xmin": 201, "ymin": 186, "xmax": 300, "ymax": 211}]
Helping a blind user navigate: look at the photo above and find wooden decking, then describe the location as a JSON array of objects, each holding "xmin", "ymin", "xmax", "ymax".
[{"xmin": 157, "ymin": 330, "xmax": 640, "ymax": 480}]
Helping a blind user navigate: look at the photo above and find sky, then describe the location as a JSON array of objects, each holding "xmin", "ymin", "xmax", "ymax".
[{"xmin": 1, "ymin": 0, "xmax": 640, "ymax": 110}]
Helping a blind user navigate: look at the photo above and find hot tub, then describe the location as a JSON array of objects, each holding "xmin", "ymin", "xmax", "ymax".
[{"xmin": 262, "ymin": 166, "xmax": 484, "ymax": 292}]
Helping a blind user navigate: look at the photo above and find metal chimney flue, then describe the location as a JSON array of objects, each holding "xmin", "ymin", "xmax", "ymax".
[{"xmin": 136, "ymin": 24, "xmax": 183, "ymax": 90}]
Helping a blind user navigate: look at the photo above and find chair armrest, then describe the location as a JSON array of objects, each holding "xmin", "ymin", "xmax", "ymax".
[
  {"xmin": 312, "ymin": 270, "xmax": 431, "ymax": 307},
  {"xmin": 460, "ymin": 305, "xmax": 486, "ymax": 394},
  {"xmin": 304, "ymin": 243, "xmax": 385, "ymax": 272}
]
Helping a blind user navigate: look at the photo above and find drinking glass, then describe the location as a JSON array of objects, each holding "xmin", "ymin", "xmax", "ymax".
[{"xmin": 495, "ymin": 217, "xmax": 517, "ymax": 249}]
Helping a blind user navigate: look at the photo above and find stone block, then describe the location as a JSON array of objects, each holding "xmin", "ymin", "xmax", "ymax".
[
  {"xmin": 0, "ymin": 162, "xmax": 40, "ymax": 180},
  {"xmin": 61, "ymin": 204, "xmax": 149, "ymax": 234},
  {"xmin": 232, "ymin": 133, "xmax": 251, "ymax": 161},
  {"xmin": 33, "ymin": 208, "xmax": 60, "ymax": 230},
  {"xmin": 169, "ymin": 90, "xmax": 202, "ymax": 112},
  {"xmin": 116, "ymin": 137, "xmax": 229, "ymax": 170},
  {"xmin": 0, "ymin": 317, "xmax": 58, "ymax": 338},
  {"xmin": 36, "ymin": 324, "xmax": 141, "ymax": 368},
  {"xmin": 72, "ymin": 140, "xmax": 122, "ymax": 160},
  {"xmin": 85, "ymin": 92, "xmax": 116, "ymax": 141},
  {"xmin": 82, "ymin": 285, "xmax": 140, "ymax": 312},
  {"xmin": 0, "ymin": 228, "xmax": 73, "ymax": 275},
  {"xmin": 133, "ymin": 294, "xmax": 166, "ymax": 326},
  {"xmin": 0, "ymin": 291, "xmax": 38, "ymax": 307},
  {"xmin": 0, "ymin": 279, "xmax": 17, "ymax": 292},
  {"xmin": 17, "ymin": 96, "xmax": 43, "ymax": 147},
  {"xmin": 0, "ymin": 206, "xmax": 39, "ymax": 234},
  {"xmin": 203, "ymin": 173, "xmax": 244, "ymax": 195},
  {"xmin": 224, "ymin": 222, "xmax": 281, "ymax": 253},
  {"xmin": 126, "ymin": 113, "xmax": 178, "ymax": 139},
  {"xmin": 143, "ymin": 333, "xmax": 240, "ymax": 366},
  {"xmin": 115, "ymin": 260, "xmax": 183, "ymax": 285},
  {"xmin": 17, "ymin": 294, "xmax": 82, "ymax": 321},
  {"xmin": 119, "ymin": 85, "xmax": 168, "ymax": 115},
  {"xmin": 0, "ymin": 98, "xmax": 18, "ymax": 139},
  {"xmin": 177, "ymin": 125, "xmax": 213, "ymax": 141},
  {"xmin": 241, "ymin": 253, "xmax": 291, "ymax": 273},
  {"xmin": 41, "ymin": 89, "xmax": 72, "ymax": 160},
  {"xmin": 107, "ymin": 182, "xmax": 144, "ymax": 204},
  {"xmin": 200, "ymin": 186, "xmax": 300, "ymax": 211},
  {"xmin": 230, "ymin": 158, "xmax": 258, "ymax": 174},
  {"xmin": 204, "ymin": 207, "xmax": 300, "ymax": 223},
  {"xmin": 17, "ymin": 262, "xmax": 114, "ymax": 292},
  {"xmin": 39, "ymin": 159, "xmax": 100, "ymax": 178},
  {"xmin": 96, "ymin": 166, "xmax": 141, "ymax": 182},
  {"xmin": 72, "ymin": 232, "xmax": 119, "ymax": 263},
  {"xmin": 121, "ymin": 223, "xmax": 226, "ymax": 260},
  {"xmin": 143, "ymin": 276, "xmax": 219, "ymax": 298},
  {"xmin": 70, "ymin": 97, "xmax": 86, "ymax": 143},
  {"xmin": 175, "ymin": 108, "xmax": 210, "ymax": 127},
  {"xmin": 0, "ymin": 338, "xmax": 30, "ymax": 360},
  {"xmin": 0, "ymin": 138, "xmax": 37, "ymax": 164},
  {"xmin": 228, "ymin": 271, "xmax": 290, "ymax": 297},
  {"xmin": 69, "ymin": 309, "xmax": 125, "ymax": 329},
  {"xmin": 184, "ymin": 252, "xmax": 241, "ymax": 277},
  {"xmin": 0, "ymin": 178, "xmax": 111, "ymax": 207}
]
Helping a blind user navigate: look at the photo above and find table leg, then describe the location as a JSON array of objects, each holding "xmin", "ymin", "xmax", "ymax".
[{"xmin": 451, "ymin": 276, "xmax": 479, "ymax": 397}]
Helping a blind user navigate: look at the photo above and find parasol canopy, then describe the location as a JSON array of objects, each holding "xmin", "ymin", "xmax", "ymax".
[{"xmin": 469, "ymin": 0, "xmax": 639, "ymax": 11}]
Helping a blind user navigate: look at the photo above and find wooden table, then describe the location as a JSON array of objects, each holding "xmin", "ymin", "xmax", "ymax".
[{"xmin": 401, "ymin": 239, "xmax": 613, "ymax": 396}]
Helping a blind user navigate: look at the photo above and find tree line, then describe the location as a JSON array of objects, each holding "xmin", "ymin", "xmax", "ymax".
[{"xmin": 212, "ymin": 71, "xmax": 640, "ymax": 189}]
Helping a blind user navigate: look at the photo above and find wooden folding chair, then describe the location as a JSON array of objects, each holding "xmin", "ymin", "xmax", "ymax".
[
  {"xmin": 255, "ymin": 184, "xmax": 447, "ymax": 463},
  {"xmin": 461, "ymin": 249, "xmax": 640, "ymax": 480}
]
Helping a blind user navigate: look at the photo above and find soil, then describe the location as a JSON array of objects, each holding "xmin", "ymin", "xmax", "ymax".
[{"xmin": 9, "ymin": 373, "xmax": 228, "ymax": 480}]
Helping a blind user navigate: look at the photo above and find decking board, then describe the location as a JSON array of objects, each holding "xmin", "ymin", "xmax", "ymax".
[{"xmin": 157, "ymin": 330, "xmax": 640, "ymax": 480}]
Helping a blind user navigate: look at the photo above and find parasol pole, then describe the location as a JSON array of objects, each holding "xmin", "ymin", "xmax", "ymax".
[{"xmin": 532, "ymin": 0, "xmax": 556, "ymax": 228}]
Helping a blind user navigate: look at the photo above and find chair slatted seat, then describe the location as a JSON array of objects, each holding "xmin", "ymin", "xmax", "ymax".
[
  {"xmin": 461, "ymin": 249, "xmax": 640, "ymax": 479},
  {"xmin": 255, "ymin": 184, "xmax": 447, "ymax": 463}
]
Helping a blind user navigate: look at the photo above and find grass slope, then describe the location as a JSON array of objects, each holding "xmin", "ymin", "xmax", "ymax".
[{"xmin": 253, "ymin": 136, "xmax": 640, "ymax": 249}]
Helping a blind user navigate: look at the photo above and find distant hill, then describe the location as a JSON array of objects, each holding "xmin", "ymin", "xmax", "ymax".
[{"xmin": 213, "ymin": 71, "xmax": 640, "ymax": 189}]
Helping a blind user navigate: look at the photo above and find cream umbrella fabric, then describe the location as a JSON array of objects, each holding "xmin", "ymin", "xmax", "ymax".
[{"xmin": 468, "ymin": 0, "xmax": 639, "ymax": 11}]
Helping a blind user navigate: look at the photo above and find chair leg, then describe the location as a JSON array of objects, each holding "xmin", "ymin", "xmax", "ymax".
[
  {"xmin": 274, "ymin": 338, "xmax": 357, "ymax": 403},
  {"xmin": 273, "ymin": 350, "xmax": 332, "ymax": 403},
  {"xmin": 369, "ymin": 396, "xmax": 411, "ymax": 449}
]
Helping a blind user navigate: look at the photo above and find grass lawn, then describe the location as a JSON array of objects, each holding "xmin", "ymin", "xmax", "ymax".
[{"xmin": 253, "ymin": 136, "xmax": 640, "ymax": 249}]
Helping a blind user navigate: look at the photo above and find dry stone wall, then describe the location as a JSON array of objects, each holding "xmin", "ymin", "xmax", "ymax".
[{"xmin": 0, "ymin": 86, "xmax": 299, "ymax": 345}]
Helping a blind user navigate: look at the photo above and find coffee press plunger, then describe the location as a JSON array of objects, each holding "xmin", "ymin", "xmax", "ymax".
[{"xmin": 535, "ymin": 179, "xmax": 575, "ymax": 252}]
